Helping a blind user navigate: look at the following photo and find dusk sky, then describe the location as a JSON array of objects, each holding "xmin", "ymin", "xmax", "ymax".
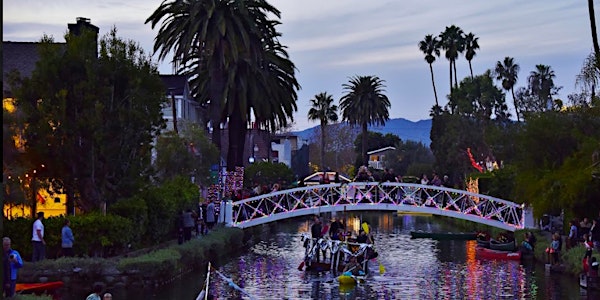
[{"xmin": 3, "ymin": 0, "xmax": 594, "ymax": 130}]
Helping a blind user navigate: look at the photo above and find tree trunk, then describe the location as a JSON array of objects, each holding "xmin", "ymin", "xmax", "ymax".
[
  {"xmin": 589, "ymin": 0, "xmax": 600, "ymax": 58},
  {"xmin": 209, "ymin": 66, "xmax": 224, "ymax": 152},
  {"xmin": 429, "ymin": 63, "xmax": 439, "ymax": 107},
  {"xmin": 171, "ymin": 92, "xmax": 178, "ymax": 134},
  {"xmin": 453, "ymin": 60, "xmax": 458, "ymax": 88},
  {"xmin": 321, "ymin": 122, "xmax": 326, "ymax": 170},
  {"xmin": 469, "ymin": 60, "xmax": 474, "ymax": 79},
  {"xmin": 226, "ymin": 109, "xmax": 247, "ymax": 171},
  {"xmin": 449, "ymin": 62, "xmax": 453, "ymax": 95},
  {"xmin": 511, "ymin": 87, "xmax": 520, "ymax": 122},
  {"xmin": 362, "ymin": 122, "xmax": 368, "ymax": 167}
]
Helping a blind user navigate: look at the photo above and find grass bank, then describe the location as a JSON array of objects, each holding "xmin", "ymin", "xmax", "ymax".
[{"xmin": 18, "ymin": 226, "xmax": 246, "ymax": 295}]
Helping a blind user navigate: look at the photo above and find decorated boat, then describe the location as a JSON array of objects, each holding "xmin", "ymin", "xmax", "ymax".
[
  {"xmin": 475, "ymin": 246, "xmax": 521, "ymax": 261},
  {"xmin": 299, "ymin": 233, "xmax": 378, "ymax": 275},
  {"xmin": 410, "ymin": 231, "xmax": 477, "ymax": 240}
]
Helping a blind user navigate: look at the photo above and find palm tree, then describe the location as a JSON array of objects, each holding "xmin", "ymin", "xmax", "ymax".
[
  {"xmin": 589, "ymin": 0, "xmax": 599, "ymax": 58},
  {"xmin": 439, "ymin": 25, "xmax": 465, "ymax": 90},
  {"xmin": 340, "ymin": 76, "xmax": 391, "ymax": 166},
  {"xmin": 528, "ymin": 64, "xmax": 557, "ymax": 112},
  {"xmin": 147, "ymin": 0, "xmax": 298, "ymax": 170},
  {"xmin": 308, "ymin": 92, "xmax": 338, "ymax": 170},
  {"xmin": 464, "ymin": 32, "xmax": 480, "ymax": 79},
  {"xmin": 418, "ymin": 34, "xmax": 441, "ymax": 107},
  {"xmin": 494, "ymin": 57, "xmax": 520, "ymax": 121},
  {"xmin": 146, "ymin": 0, "xmax": 279, "ymax": 153}
]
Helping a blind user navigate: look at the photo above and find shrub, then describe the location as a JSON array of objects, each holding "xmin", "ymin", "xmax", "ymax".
[
  {"xmin": 109, "ymin": 195, "xmax": 148, "ymax": 248},
  {"xmin": 117, "ymin": 248, "xmax": 181, "ymax": 279}
]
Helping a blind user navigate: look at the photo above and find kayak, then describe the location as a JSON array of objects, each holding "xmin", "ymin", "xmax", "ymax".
[
  {"xmin": 16, "ymin": 281, "xmax": 64, "ymax": 293},
  {"xmin": 410, "ymin": 231, "xmax": 477, "ymax": 240},
  {"xmin": 476, "ymin": 246, "xmax": 521, "ymax": 261}
]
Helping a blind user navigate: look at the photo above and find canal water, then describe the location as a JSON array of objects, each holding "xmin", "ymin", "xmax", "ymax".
[{"xmin": 68, "ymin": 212, "xmax": 592, "ymax": 299}]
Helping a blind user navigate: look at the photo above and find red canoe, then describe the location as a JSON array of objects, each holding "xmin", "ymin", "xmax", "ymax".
[
  {"xmin": 476, "ymin": 246, "xmax": 521, "ymax": 261},
  {"xmin": 16, "ymin": 281, "xmax": 64, "ymax": 293}
]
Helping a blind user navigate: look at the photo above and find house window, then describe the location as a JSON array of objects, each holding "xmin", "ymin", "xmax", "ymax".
[{"xmin": 54, "ymin": 197, "xmax": 61, "ymax": 203}]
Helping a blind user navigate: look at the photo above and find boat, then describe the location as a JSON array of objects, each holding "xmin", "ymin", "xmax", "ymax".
[
  {"xmin": 489, "ymin": 239, "xmax": 516, "ymax": 251},
  {"xmin": 410, "ymin": 231, "xmax": 477, "ymax": 240},
  {"xmin": 15, "ymin": 281, "xmax": 64, "ymax": 294},
  {"xmin": 475, "ymin": 246, "xmax": 521, "ymax": 261},
  {"xmin": 580, "ymin": 273, "xmax": 600, "ymax": 290},
  {"xmin": 476, "ymin": 238, "xmax": 490, "ymax": 248}
]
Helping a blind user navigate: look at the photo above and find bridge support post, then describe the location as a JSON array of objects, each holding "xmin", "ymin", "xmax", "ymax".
[{"xmin": 221, "ymin": 200, "xmax": 233, "ymax": 227}]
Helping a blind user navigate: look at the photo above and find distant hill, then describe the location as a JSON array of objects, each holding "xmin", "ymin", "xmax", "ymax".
[{"xmin": 292, "ymin": 118, "xmax": 432, "ymax": 145}]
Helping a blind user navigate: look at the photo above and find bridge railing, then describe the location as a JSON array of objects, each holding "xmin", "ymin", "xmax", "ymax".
[{"xmin": 224, "ymin": 182, "xmax": 525, "ymax": 230}]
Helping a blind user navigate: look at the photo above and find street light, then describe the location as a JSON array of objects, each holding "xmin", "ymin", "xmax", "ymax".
[{"xmin": 249, "ymin": 144, "xmax": 259, "ymax": 164}]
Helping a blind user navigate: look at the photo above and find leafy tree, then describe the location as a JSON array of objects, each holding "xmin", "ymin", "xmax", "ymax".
[
  {"xmin": 353, "ymin": 132, "xmax": 400, "ymax": 155},
  {"xmin": 309, "ymin": 123, "xmax": 359, "ymax": 172},
  {"xmin": 439, "ymin": 25, "xmax": 465, "ymax": 90},
  {"xmin": 154, "ymin": 122, "xmax": 219, "ymax": 185},
  {"xmin": 383, "ymin": 140, "xmax": 434, "ymax": 176},
  {"xmin": 340, "ymin": 75, "xmax": 391, "ymax": 166},
  {"xmin": 418, "ymin": 34, "xmax": 441, "ymax": 106},
  {"xmin": 464, "ymin": 32, "xmax": 480, "ymax": 79},
  {"xmin": 11, "ymin": 28, "xmax": 166, "ymax": 213},
  {"xmin": 575, "ymin": 52, "xmax": 600, "ymax": 105},
  {"xmin": 447, "ymin": 70, "xmax": 510, "ymax": 122},
  {"xmin": 307, "ymin": 92, "xmax": 338, "ymax": 171},
  {"xmin": 494, "ymin": 57, "xmax": 521, "ymax": 121},
  {"xmin": 512, "ymin": 107, "xmax": 600, "ymax": 218},
  {"xmin": 244, "ymin": 161, "xmax": 294, "ymax": 188}
]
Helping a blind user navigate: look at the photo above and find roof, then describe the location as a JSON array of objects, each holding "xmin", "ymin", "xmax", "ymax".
[
  {"xmin": 367, "ymin": 146, "xmax": 396, "ymax": 155},
  {"xmin": 160, "ymin": 74, "xmax": 188, "ymax": 96},
  {"xmin": 2, "ymin": 42, "xmax": 61, "ymax": 97}
]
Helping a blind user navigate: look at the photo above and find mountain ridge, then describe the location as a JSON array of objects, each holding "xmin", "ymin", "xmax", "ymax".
[{"xmin": 292, "ymin": 118, "xmax": 432, "ymax": 145}]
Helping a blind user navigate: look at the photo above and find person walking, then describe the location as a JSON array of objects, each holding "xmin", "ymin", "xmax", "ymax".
[
  {"xmin": 3, "ymin": 237, "xmax": 23, "ymax": 298},
  {"xmin": 182, "ymin": 209, "xmax": 195, "ymax": 241},
  {"xmin": 61, "ymin": 219, "xmax": 75, "ymax": 257},
  {"xmin": 31, "ymin": 211, "xmax": 46, "ymax": 262}
]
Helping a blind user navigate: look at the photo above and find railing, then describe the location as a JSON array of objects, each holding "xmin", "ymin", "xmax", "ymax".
[{"xmin": 221, "ymin": 182, "xmax": 527, "ymax": 231}]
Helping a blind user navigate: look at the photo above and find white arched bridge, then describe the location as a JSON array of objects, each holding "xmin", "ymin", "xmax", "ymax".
[{"xmin": 220, "ymin": 182, "xmax": 534, "ymax": 231}]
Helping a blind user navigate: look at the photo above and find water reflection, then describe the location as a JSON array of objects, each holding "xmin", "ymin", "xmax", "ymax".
[
  {"xmin": 63, "ymin": 213, "xmax": 585, "ymax": 299},
  {"xmin": 207, "ymin": 213, "xmax": 582, "ymax": 299}
]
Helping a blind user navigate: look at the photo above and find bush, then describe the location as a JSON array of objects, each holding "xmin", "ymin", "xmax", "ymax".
[
  {"xmin": 109, "ymin": 195, "xmax": 148, "ymax": 248},
  {"xmin": 117, "ymin": 248, "xmax": 181, "ymax": 279},
  {"xmin": 143, "ymin": 176, "xmax": 199, "ymax": 244}
]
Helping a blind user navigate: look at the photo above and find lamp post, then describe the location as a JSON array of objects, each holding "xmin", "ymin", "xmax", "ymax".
[{"xmin": 249, "ymin": 144, "xmax": 258, "ymax": 164}]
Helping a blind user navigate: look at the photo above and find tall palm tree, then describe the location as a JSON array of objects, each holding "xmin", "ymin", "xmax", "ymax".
[
  {"xmin": 494, "ymin": 57, "xmax": 520, "ymax": 121},
  {"xmin": 439, "ymin": 25, "xmax": 465, "ymax": 91},
  {"xmin": 146, "ymin": 0, "xmax": 279, "ymax": 153},
  {"xmin": 147, "ymin": 0, "xmax": 298, "ymax": 170},
  {"xmin": 308, "ymin": 92, "xmax": 338, "ymax": 170},
  {"xmin": 464, "ymin": 32, "xmax": 480, "ymax": 79},
  {"xmin": 589, "ymin": 0, "xmax": 599, "ymax": 59},
  {"xmin": 340, "ymin": 75, "xmax": 391, "ymax": 166},
  {"xmin": 528, "ymin": 64, "xmax": 556, "ymax": 112},
  {"xmin": 418, "ymin": 34, "xmax": 441, "ymax": 107}
]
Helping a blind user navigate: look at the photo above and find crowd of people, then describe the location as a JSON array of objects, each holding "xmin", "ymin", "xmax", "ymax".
[{"xmin": 177, "ymin": 199, "xmax": 217, "ymax": 244}]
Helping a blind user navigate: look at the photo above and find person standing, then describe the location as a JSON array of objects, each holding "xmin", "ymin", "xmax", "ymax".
[
  {"xmin": 31, "ymin": 212, "xmax": 46, "ymax": 262},
  {"xmin": 205, "ymin": 200, "xmax": 216, "ymax": 230},
  {"xmin": 567, "ymin": 220, "xmax": 578, "ymax": 250},
  {"xmin": 3, "ymin": 237, "xmax": 23, "ymax": 298},
  {"xmin": 182, "ymin": 209, "xmax": 195, "ymax": 241},
  {"xmin": 61, "ymin": 219, "xmax": 75, "ymax": 257}
]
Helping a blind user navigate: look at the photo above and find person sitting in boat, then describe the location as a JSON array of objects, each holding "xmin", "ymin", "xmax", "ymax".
[
  {"xmin": 356, "ymin": 229, "xmax": 372, "ymax": 244},
  {"xmin": 526, "ymin": 232, "xmax": 537, "ymax": 251},
  {"xmin": 343, "ymin": 256, "xmax": 365, "ymax": 276}
]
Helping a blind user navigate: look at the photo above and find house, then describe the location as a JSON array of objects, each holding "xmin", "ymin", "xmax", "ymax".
[
  {"xmin": 159, "ymin": 74, "xmax": 205, "ymax": 133},
  {"xmin": 271, "ymin": 133, "xmax": 310, "ymax": 178},
  {"xmin": 367, "ymin": 146, "xmax": 396, "ymax": 170}
]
